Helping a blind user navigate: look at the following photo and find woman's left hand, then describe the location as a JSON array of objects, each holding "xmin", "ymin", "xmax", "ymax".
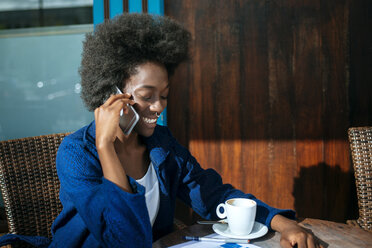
[
  {"xmin": 271, "ymin": 214, "xmax": 322, "ymax": 248},
  {"xmin": 279, "ymin": 223, "xmax": 320, "ymax": 248}
]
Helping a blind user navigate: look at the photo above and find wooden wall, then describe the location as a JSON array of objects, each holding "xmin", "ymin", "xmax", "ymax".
[{"xmin": 165, "ymin": 0, "xmax": 371, "ymax": 224}]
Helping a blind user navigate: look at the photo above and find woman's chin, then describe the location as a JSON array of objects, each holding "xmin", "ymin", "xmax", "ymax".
[{"xmin": 135, "ymin": 123, "xmax": 156, "ymax": 137}]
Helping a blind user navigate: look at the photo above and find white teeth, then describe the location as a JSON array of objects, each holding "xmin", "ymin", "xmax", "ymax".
[{"xmin": 142, "ymin": 117, "xmax": 157, "ymax": 124}]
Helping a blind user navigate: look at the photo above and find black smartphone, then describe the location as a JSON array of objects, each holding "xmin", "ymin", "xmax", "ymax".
[{"xmin": 115, "ymin": 86, "xmax": 140, "ymax": 135}]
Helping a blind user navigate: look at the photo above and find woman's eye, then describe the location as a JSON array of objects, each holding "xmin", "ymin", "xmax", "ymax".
[
  {"xmin": 140, "ymin": 95, "xmax": 152, "ymax": 101},
  {"xmin": 137, "ymin": 94, "xmax": 167, "ymax": 101}
]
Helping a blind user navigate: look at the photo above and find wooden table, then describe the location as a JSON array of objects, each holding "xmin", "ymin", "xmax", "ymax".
[{"xmin": 153, "ymin": 218, "xmax": 372, "ymax": 248}]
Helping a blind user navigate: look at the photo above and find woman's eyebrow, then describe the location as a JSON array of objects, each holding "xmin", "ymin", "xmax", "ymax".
[{"xmin": 136, "ymin": 84, "xmax": 169, "ymax": 90}]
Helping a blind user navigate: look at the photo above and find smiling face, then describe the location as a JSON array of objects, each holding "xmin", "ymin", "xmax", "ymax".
[{"xmin": 122, "ymin": 62, "xmax": 169, "ymax": 137}]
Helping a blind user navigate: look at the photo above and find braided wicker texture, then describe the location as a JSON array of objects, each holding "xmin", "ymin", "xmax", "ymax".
[
  {"xmin": 0, "ymin": 133, "xmax": 69, "ymax": 239},
  {"xmin": 348, "ymin": 127, "xmax": 372, "ymax": 232}
]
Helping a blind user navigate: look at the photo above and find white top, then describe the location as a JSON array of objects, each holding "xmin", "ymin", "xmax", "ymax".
[{"xmin": 135, "ymin": 162, "xmax": 160, "ymax": 226}]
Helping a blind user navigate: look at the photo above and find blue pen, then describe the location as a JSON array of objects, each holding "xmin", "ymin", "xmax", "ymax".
[{"xmin": 183, "ymin": 236, "xmax": 250, "ymax": 244}]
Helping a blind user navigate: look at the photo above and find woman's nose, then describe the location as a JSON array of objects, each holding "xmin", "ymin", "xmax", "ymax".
[{"xmin": 150, "ymin": 99, "xmax": 166, "ymax": 113}]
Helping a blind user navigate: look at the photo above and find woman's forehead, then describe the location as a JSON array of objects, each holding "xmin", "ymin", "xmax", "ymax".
[{"xmin": 125, "ymin": 62, "xmax": 169, "ymax": 91}]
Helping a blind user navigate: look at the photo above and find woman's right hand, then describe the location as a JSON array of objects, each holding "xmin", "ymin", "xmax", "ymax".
[
  {"xmin": 94, "ymin": 93, "xmax": 135, "ymax": 149},
  {"xmin": 94, "ymin": 93, "xmax": 135, "ymax": 193}
]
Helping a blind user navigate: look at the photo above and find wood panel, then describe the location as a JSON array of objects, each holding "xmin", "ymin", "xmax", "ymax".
[
  {"xmin": 349, "ymin": 0, "xmax": 372, "ymax": 126},
  {"xmin": 165, "ymin": 0, "xmax": 370, "ymax": 224}
]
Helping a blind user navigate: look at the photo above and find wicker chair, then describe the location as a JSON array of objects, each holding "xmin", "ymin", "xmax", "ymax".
[
  {"xmin": 348, "ymin": 127, "xmax": 372, "ymax": 232},
  {"xmin": 0, "ymin": 133, "xmax": 69, "ymax": 241}
]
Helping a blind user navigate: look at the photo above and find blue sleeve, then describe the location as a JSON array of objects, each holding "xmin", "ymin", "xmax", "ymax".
[
  {"xmin": 170, "ymin": 133, "xmax": 295, "ymax": 230},
  {"xmin": 56, "ymin": 137, "xmax": 152, "ymax": 247}
]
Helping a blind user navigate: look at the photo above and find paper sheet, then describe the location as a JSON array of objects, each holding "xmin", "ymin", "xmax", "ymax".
[{"xmin": 169, "ymin": 233, "xmax": 261, "ymax": 248}]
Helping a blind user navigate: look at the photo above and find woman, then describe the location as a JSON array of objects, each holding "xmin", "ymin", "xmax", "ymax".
[
  {"xmin": 51, "ymin": 13, "xmax": 320, "ymax": 248},
  {"xmin": 0, "ymin": 13, "xmax": 319, "ymax": 248}
]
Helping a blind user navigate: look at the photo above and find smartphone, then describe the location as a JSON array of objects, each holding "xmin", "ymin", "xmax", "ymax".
[{"xmin": 115, "ymin": 86, "xmax": 140, "ymax": 135}]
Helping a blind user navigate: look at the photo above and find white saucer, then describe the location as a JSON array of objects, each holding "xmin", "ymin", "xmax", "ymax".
[{"xmin": 212, "ymin": 221, "xmax": 268, "ymax": 239}]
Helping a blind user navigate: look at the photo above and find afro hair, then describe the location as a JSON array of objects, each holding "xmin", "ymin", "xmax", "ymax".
[{"xmin": 79, "ymin": 13, "xmax": 191, "ymax": 111}]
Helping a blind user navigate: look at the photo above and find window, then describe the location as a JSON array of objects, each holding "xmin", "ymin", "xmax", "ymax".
[
  {"xmin": 0, "ymin": 0, "xmax": 93, "ymax": 29},
  {"xmin": 0, "ymin": 0, "xmax": 94, "ymax": 141}
]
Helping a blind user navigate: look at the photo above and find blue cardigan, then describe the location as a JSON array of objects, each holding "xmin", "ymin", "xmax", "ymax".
[{"xmin": 0, "ymin": 121, "xmax": 295, "ymax": 247}]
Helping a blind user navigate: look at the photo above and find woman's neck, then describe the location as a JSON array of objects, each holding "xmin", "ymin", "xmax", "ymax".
[
  {"xmin": 114, "ymin": 131, "xmax": 149, "ymax": 179},
  {"xmin": 114, "ymin": 130, "xmax": 146, "ymax": 155}
]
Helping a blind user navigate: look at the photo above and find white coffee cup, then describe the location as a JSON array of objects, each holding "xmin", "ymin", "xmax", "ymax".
[{"xmin": 216, "ymin": 198, "xmax": 257, "ymax": 235}]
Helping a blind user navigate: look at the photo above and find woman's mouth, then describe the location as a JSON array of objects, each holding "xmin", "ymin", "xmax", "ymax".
[{"xmin": 142, "ymin": 117, "xmax": 157, "ymax": 124}]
